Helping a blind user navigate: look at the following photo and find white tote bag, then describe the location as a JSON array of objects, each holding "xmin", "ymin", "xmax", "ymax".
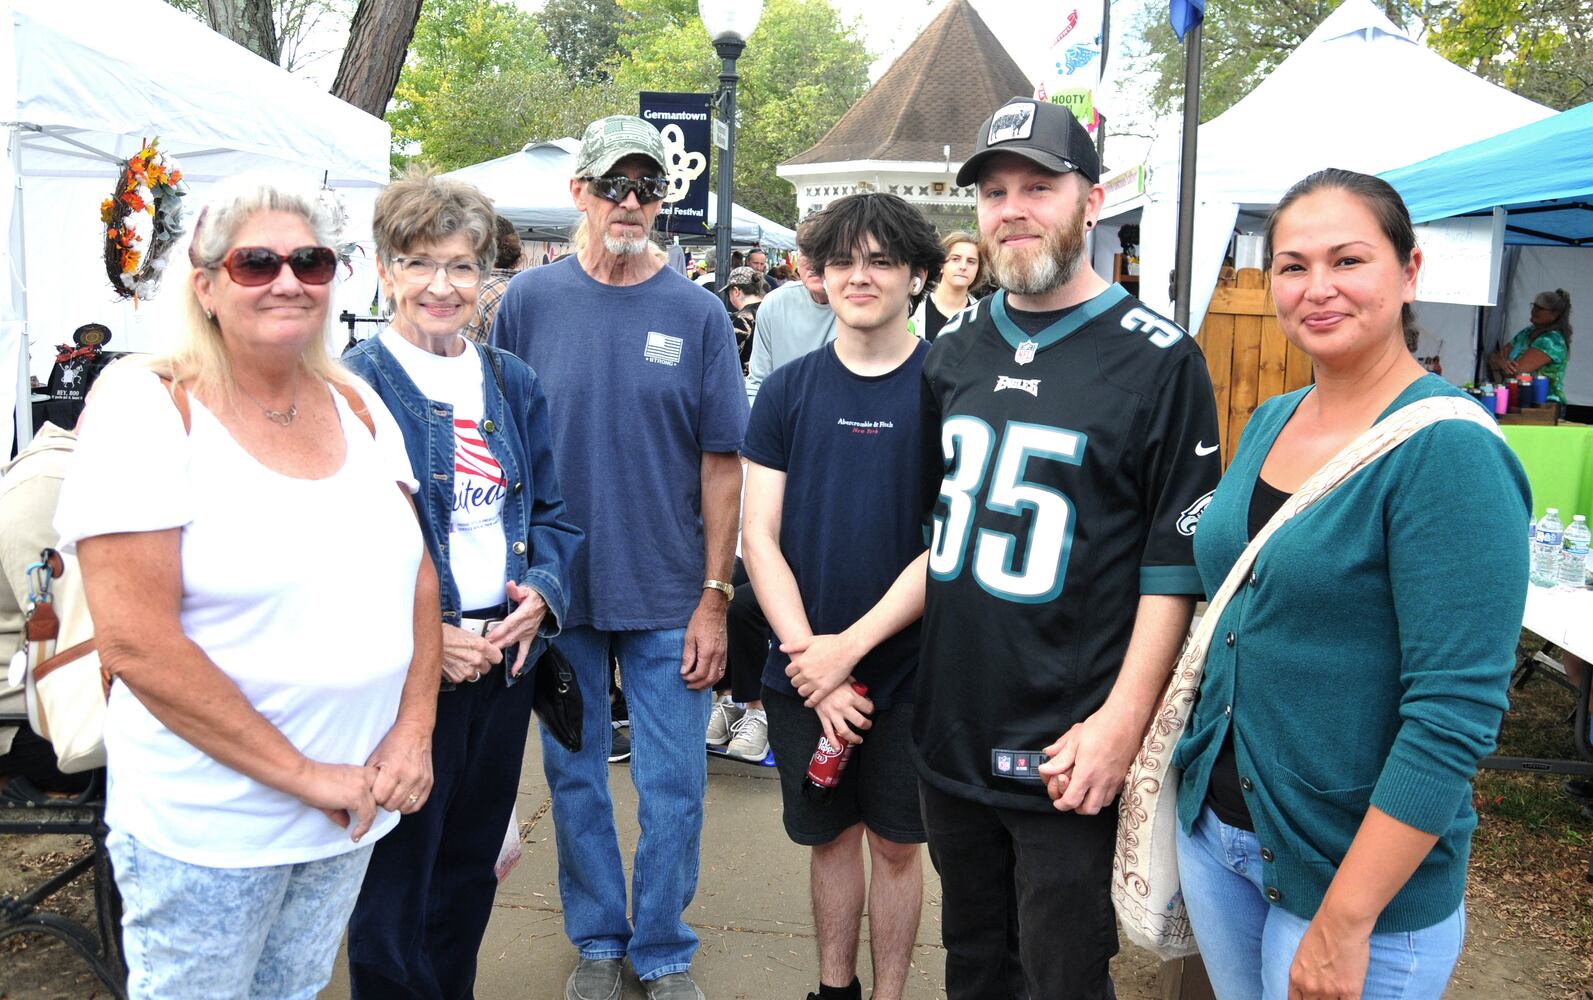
[
  {"xmin": 1111, "ymin": 396, "xmax": 1503, "ymax": 960},
  {"xmin": 16, "ymin": 548, "xmax": 108, "ymax": 773}
]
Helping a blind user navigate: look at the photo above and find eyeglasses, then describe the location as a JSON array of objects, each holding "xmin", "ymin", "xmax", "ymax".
[
  {"xmin": 392, "ymin": 257, "xmax": 484, "ymax": 288},
  {"xmin": 582, "ymin": 174, "xmax": 671, "ymax": 205},
  {"xmin": 220, "ymin": 246, "xmax": 338, "ymax": 287}
]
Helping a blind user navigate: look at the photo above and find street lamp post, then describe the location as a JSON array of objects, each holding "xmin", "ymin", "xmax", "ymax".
[{"xmin": 699, "ymin": 0, "xmax": 763, "ymax": 286}]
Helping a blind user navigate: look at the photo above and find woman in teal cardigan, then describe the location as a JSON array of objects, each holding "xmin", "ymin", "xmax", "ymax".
[{"xmin": 1172, "ymin": 170, "xmax": 1530, "ymax": 1000}]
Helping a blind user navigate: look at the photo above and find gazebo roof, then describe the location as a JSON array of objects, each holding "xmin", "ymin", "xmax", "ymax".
[{"xmin": 783, "ymin": 0, "xmax": 1032, "ymax": 168}]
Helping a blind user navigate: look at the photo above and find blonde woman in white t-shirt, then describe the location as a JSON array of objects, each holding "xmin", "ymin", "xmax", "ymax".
[{"xmin": 55, "ymin": 176, "xmax": 442, "ymax": 1000}]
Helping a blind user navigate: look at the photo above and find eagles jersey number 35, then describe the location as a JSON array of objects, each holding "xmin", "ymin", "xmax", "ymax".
[{"xmin": 914, "ymin": 284, "xmax": 1222, "ymax": 811}]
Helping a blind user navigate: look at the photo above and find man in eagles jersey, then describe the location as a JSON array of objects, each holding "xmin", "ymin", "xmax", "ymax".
[{"xmin": 785, "ymin": 97, "xmax": 1221, "ymax": 997}]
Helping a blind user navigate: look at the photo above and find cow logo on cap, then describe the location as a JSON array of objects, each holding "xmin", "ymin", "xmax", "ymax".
[{"xmin": 988, "ymin": 101, "xmax": 1036, "ymax": 144}]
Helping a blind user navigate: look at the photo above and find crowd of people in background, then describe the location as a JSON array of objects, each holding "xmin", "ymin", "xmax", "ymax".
[{"xmin": 0, "ymin": 94, "xmax": 1545, "ymax": 1000}]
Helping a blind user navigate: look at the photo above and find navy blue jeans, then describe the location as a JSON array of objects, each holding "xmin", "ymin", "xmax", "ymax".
[{"xmin": 346, "ymin": 666, "xmax": 536, "ymax": 999}]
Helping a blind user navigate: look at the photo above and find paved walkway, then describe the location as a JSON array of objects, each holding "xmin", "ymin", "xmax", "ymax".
[
  {"xmin": 318, "ymin": 738, "xmax": 1166, "ymax": 999},
  {"xmin": 314, "ymin": 738, "xmax": 1547, "ymax": 1000}
]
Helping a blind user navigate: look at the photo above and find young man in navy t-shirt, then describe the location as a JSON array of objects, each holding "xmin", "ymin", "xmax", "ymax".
[{"xmin": 741, "ymin": 194, "xmax": 945, "ymax": 1000}]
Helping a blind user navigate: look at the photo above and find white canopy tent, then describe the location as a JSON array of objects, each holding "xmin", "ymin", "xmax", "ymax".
[
  {"xmin": 2, "ymin": 0, "xmax": 391, "ymax": 453},
  {"xmin": 445, "ymin": 140, "xmax": 798, "ymax": 250},
  {"xmin": 1097, "ymin": 0, "xmax": 1554, "ymax": 366}
]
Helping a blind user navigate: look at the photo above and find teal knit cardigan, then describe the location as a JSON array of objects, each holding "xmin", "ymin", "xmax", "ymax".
[{"xmin": 1172, "ymin": 375, "xmax": 1530, "ymax": 933}]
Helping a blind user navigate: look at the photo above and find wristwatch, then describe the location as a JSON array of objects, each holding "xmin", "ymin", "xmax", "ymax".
[{"xmin": 703, "ymin": 579, "xmax": 735, "ymax": 602}]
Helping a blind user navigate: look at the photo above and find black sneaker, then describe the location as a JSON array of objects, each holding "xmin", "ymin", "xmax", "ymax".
[
  {"xmin": 608, "ymin": 721, "xmax": 631, "ymax": 764},
  {"xmin": 1564, "ymin": 777, "xmax": 1593, "ymax": 805}
]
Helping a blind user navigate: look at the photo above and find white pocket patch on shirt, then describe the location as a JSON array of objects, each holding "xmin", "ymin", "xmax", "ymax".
[{"xmin": 644, "ymin": 332, "xmax": 684, "ymax": 366}]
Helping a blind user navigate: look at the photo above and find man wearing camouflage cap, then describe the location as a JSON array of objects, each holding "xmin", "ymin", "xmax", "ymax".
[{"xmin": 493, "ymin": 115, "xmax": 749, "ymax": 1000}]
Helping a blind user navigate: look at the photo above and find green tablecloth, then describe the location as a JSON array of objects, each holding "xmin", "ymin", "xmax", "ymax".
[{"xmin": 1503, "ymin": 425, "xmax": 1593, "ymax": 520}]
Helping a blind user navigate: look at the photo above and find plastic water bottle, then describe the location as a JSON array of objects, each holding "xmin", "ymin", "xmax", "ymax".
[
  {"xmin": 1560, "ymin": 515, "xmax": 1590, "ymax": 590},
  {"xmin": 1532, "ymin": 509, "xmax": 1564, "ymax": 588}
]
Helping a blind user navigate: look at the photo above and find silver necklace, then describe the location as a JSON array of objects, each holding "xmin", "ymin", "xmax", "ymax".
[{"xmin": 236, "ymin": 378, "xmax": 299, "ymax": 426}]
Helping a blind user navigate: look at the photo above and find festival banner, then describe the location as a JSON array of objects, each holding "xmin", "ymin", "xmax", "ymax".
[
  {"xmin": 639, "ymin": 91, "xmax": 712, "ymax": 235},
  {"xmin": 1031, "ymin": 3, "xmax": 1105, "ymax": 132}
]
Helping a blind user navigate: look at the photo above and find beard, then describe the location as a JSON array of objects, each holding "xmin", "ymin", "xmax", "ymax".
[
  {"xmin": 602, "ymin": 234, "xmax": 649, "ymax": 256},
  {"xmin": 987, "ymin": 196, "xmax": 1089, "ymax": 296}
]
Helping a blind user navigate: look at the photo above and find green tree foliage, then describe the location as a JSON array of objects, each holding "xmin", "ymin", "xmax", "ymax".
[
  {"xmin": 388, "ymin": 0, "xmax": 619, "ymax": 170},
  {"xmin": 538, "ymin": 0, "xmax": 634, "ymax": 83},
  {"xmin": 609, "ymin": 0, "xmax": 871, "ymax": 224},
  {"xmin": 1427, "ymin": 0, "xmax": 1592, "ymax": 109},
  {"xmin": 383, "ymin": 0, "xmax": 867, "ymax": 223},
  {"xmin": 1132, "ymin": 0, "xmax": 1589, "ymax": 124}
]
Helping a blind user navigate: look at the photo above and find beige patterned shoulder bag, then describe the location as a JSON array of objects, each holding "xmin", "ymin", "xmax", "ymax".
[{"xmin": 1112, "ymin": 395, "xmax": 1502, "ymax": 960}]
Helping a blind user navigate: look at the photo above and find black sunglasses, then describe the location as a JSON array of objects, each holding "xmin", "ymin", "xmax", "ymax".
[
  {"xmin": 220, "ymin": 246, "xmax": 338, "ymax": 287},
  {"xmin": 582, "ymin": 174, "xmax": 671, "ymax": 205}
]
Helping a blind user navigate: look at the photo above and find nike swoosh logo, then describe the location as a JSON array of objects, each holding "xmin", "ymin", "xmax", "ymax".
[{"xmin": 1195, "ymin": 442, "xmax": 1219, "ymax": 457}]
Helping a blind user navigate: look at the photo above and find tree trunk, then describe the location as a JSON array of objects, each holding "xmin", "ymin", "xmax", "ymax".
[
  {"xmin": 331, "ymin": 0, "xmax": 424, "ymax": 119},
  {"xmin": 205, "ymin": 0, "xmax": 280, "ymax": 63}
]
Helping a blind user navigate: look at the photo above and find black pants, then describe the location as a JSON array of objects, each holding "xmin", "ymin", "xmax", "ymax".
[
  {"xmin": 919, "ymin": 781, "xmax": 1118, "ymax": 1000},
  {"xmin": 724, "ymin": 557, "xmax": 770, "ymax": 703},
  {"xmin": 0, "ymin": 724, "xmax": 89, "ymax": 794},
  {"xmin": 347, "ymin": 668, "xmax": 536, "ymax": 1000}
]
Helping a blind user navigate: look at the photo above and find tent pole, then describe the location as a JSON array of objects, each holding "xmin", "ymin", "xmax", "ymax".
[
  {"xmin": 8, "ymin": 125, "xmax": 32, "ymax": 452},
  {"xmin": 1173, "ymin": 21, "xmax": 1202, "ymax": 330}
]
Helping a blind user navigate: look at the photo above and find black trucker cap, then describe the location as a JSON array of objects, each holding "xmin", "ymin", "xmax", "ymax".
[{"xmin": 956, "ymin": 97, "xmax": 1101, "ymax": 188}]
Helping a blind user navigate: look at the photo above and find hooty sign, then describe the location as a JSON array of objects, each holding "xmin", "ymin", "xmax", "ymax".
[
  {"xmin": 639, "ymin": 91, "xmax": 712, "ymax": 235},
  {"xmin": 1031, "ymin": 4, "xmax": 1104, "ymax": 132}
]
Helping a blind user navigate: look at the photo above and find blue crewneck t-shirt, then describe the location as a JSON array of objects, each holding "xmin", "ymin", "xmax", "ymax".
[
  {"xmin": 492, "ymin": 256, "xmax": 748, "ymax": 630},
  {"xmin": 743, "ymin": 340, "xmax": 929, "ymax": 709}
]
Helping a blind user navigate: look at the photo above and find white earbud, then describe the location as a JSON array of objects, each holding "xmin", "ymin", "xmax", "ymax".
[{"xmin": 911, "ymin": 279, "xmax": 922, "ymax": 294}]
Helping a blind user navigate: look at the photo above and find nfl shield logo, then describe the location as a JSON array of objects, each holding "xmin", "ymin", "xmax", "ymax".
[
  {"xmin": 1015, "ymin": 340, "xmax": 1038, "ymax": 365},
  {"xmin": 997, "ymin": 754, "xmax": 1012, "ymax": 773}
]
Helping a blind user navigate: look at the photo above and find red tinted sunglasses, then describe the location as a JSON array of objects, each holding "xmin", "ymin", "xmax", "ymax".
[{"xmin": 220, "ymin": 246, "xmax": 338, "ymax": 287}]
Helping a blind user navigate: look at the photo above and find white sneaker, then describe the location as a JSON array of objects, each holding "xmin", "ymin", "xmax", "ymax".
[
  {"xmin": 706, "ymin": 697, "xmax": 744, "ymax": 746},
  {"xmin": 725, "ymin": 708, "xmax": 769, "ymax": 762}
]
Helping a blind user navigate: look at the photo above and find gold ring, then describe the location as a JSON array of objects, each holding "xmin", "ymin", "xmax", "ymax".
[{"xmin": 407, "ymin": 793, "xmax": 419, "ymax": 804}]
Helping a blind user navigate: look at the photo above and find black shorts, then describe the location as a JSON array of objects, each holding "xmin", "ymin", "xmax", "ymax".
[{"xmin": 763, "ymin": 686, "xmax": 926, "ymax": 847}]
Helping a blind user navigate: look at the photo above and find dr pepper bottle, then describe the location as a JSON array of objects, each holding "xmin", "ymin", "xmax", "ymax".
[{"xmin": 802, "ymin": 682, "xmax": 869, "ymax": 803}]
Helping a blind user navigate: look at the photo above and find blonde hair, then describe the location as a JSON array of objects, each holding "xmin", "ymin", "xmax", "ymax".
[{"xmin": 153, "ymin": 174, "xmax": 351, "ymax": 404}]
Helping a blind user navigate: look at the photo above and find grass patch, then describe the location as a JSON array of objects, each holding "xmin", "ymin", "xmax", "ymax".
[{"xmin": 1468, "ymin": 632, "xmax": 1593, "ymax": 995}]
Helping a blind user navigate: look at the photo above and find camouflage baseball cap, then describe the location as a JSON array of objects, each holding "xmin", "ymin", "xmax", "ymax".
[
  {"xmin": 721, "ymin": 266, "xmax": 763, "ymax": 292},
  {"xmin": 575, "ymin": 115, "xmax": 668, "ymax": 178}
]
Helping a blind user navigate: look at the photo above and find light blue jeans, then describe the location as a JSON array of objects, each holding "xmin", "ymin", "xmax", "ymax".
[
  {"xmin": 1176, "ymin": 807, "xmax": 1464, "ymax": 1000},
  {"xmin": 107, "ymin": 830, "xmax": 374, "ymax": 1000},
  {"xmin": 540, "ymin": 626, "xmax": 711, "ymax": 981}
]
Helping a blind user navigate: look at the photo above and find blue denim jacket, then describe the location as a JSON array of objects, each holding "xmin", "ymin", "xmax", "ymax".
[{"xmin": 343, "ymin": 334, "xmax": 582, "ymax": 686}]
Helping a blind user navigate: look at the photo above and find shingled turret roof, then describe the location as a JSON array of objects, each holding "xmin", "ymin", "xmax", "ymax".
[{"xmin": 783, "ymin": 0, "xmax": 1032, "ymax": 167}]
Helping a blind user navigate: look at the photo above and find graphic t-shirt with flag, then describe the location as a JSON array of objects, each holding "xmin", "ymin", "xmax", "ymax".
[{"xmin": 380, "ymin": 328, "xmax": 508, "ymax": 611}]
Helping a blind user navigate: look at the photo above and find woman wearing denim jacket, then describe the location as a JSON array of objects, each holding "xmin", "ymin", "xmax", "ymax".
[{"xmin": 343, "ymin": 171, "xmax": 583, "ymax": 999}]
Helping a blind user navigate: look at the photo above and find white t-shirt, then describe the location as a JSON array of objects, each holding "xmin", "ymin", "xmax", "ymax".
[
  {"xmin": 52, "ymin": 368, "xmax": 423, "ymax": 867},
  {"xmin": 379, "ymin": 328, "xmax": 508, "ymax": 611}
]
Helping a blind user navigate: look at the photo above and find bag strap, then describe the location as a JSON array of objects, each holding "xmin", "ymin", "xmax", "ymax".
[
  {"xmin": 1145, "ymin": 396, "xmax": 1502, "ymax": 746},
  {"xmin": 153, "ymin": 372, "xmax": 376, "ymax": 440},
  {"xmin": 155, "ymin": 373, "xmax": 192, "ymax": 433},
  {"xmin": 331, "ymin": 381, "xmax": 377, "ymax": 438},
  {"xmin": 479, "ymin": 342, "xmax": 508, "ymax": 400},
  {"xmin": 1197, "ymin": 396, "xmax": 1499, "ymax": 641}
]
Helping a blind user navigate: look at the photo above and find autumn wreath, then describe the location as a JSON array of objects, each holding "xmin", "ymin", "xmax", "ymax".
[{"xmin": 101, "ymin": 139, "xmax": 187, "ymax": 300}]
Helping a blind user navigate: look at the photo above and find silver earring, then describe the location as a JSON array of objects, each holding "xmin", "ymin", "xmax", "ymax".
[{"xmin": 206, "ymin": 309, "xmax": 215, "ymax": 321}]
